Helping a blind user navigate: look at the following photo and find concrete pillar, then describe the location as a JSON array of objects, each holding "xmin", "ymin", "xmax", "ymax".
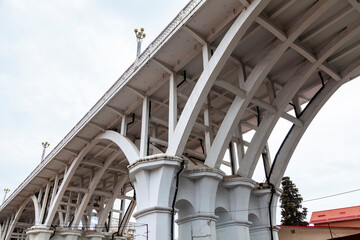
[
  {"xmin": 249, "ymin": 187, "xmax": 281, "ymax": 240},
  {"xmin": 83, "ymin": 232, "xmax": 105, "ymax": 240},
  {"xmin": 129, "ymin": 154, "xmax": 183, "ymax": 240},
  {"xmin": 216, "ymin": 177, "xmax": 256, "ymax": 240},
  {"xmin": 26, "ymin": 227, "xmax": 53, "ymax": 240},
  {"xmin": 176, "ymin": 168, "xmax": 223, "ymax": 240},
  {"xmin": 53, "ymin": 229, "xmax": 82, "ymax": 240}
]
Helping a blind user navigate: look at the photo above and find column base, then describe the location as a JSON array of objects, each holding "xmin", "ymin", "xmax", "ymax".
[
  {"xmin": 216, "ymin": 220, "xmax": 251, "ymax": 240},
  {"xmin": 56, "ymin": 229, "xmax": 82, "ymax": 240},
  {"xmin": 176, "ymin": 214, "xmax": 218, "ymax": 240},
  {"xmin": 249, "ymin": 226, "xmax": 279, "ymax": 240},
  {"xmin": 84, "ymin": 232, "xmax": 105, "ymax": 240},
  {"xmin": 133, "ymin": 206, "xmax": 173, "ymax": 240},
  {"xmin": 26, "ymin": 227, "xmax": 53, "ymax": 240}
]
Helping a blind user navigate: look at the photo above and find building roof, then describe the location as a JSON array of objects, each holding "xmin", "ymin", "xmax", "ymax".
[
  {"xmin": 310, "ymin": 206, "xmax": 360, "ymax": 224},
  {"xmin": 278, "ymin": 225, "xmax": 360, "ymax": 230},
  {"xmin": 328, "ymin": 233, "xmax": 360, "ymax": 240}
]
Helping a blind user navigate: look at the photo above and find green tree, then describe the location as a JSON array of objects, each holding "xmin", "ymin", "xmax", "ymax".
[{"xmin": 280, "ymin": 176, "xmax": 308, "ymax": 226}]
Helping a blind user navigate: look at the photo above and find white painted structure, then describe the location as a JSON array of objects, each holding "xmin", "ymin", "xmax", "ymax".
[{"xmin": 1, "ymin": 0, "xmax": 360, "ymax": 239}]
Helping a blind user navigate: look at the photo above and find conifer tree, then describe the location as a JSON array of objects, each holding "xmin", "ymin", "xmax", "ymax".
[{"xmin": 280, "ymin": 176, "xmax": 308, "ymax": 226}]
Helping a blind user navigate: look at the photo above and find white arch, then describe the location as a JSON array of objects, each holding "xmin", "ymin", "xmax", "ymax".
[
  {"xmin": 45, "ymin": 130, "xmax": 139, "ymax": 227},
  {"xmin": 166, "ymin": 0, "xmax": 270, "ymax": 156},
  {"xmin": 96, "ymin": 130, "xmax": 139, "ymax": 164},
  {"xmin": 269, "ymin": 79, "xmax": 341, "ymax": 187},
  {"xmin": 4, "ymin": 195, "xmax": 40, "ymax": 240},
  {"xmin": 30, "ymin": 195, "xmax": 41, "ymax": 225},
  {"xmin": 96, "ymin": 175, "xmax": 128, "ymax": 232},
  {"xmin": 204, "ymin": 0, "xmax": 338, "ymax": 169},
  {"xmin": 240, "ymin": 15, "xmax": 360, "ymax": 178}
]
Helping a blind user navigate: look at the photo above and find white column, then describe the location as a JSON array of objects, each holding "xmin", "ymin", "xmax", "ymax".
[
  {"xmin": 129, "ymin": 155, "xmax": 182, "ymax": 240},
  {"xmin": 168, "ymin": 73, "xmax": 177, "ymax": 143},
  {"xmin": 249, "ymin": 188, "xmax": 281, "ymax": 240},
  {"xmin": 26, "ymin": 227, "xmax": 53, "ymax": 240},
  {"xmin": 176, "ymin": 168, "xmax": 223, "ymax": 240},
  {"xmin": 140, "ymin": 96, "xmax": 150, "ymax": 158},
  {"xmin": 216, "ymin": 177, "xmax": 256, "ymax": 240},
  {"xmin": 39, "ymin": 183, "xmax": 51, "ymax": 224}
]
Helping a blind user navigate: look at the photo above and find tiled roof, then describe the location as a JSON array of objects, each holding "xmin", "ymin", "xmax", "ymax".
[{"xmin": 310, "ymin": 206, "xmax": 360, "ymax": 224}]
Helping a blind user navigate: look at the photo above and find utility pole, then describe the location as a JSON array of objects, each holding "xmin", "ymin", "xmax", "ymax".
[
  {"xmin": 41, "ymin": 142, "xmax": 50, "ymax": 161},
  {"xmin": 134, "ymin": 28, "xmax": 146, "ymax": 59},
  {"xmin": 3, "ymin": 188, "xmax": 10, "ymax": 203}
]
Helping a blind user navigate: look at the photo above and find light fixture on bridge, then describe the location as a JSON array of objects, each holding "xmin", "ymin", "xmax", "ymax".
[
  {"xmin": 134, "ymin": 27, "xmax": 146, "ymax": 58},
  {"xmin": 41, "ymin": 141, "xmax": 50, "ymax": 162},
  {"xmin": 3, "ymin": 189, "xmax": 10, "ymax": 203}
]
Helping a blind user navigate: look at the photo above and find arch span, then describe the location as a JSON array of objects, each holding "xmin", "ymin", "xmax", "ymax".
[
  {"xmin": 45, "ymin": 130, "xmax": 139, "ymax": 227},
  {"xmin": 4, "ymin": 195, "xmax": 40, "ymax": 240}
]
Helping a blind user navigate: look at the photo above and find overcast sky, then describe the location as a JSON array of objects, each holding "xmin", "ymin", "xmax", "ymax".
[{"xmin": 1, "ymin": 0, "xmax": 360, "ymax": 224}]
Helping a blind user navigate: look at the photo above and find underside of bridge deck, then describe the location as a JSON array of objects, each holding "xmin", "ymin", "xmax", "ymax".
[{"xmin": 1, "ymin": 0, "xmax": 360, "ymax": 239}]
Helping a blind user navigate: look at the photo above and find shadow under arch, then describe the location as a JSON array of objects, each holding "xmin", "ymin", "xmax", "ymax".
[
  {"xmin": 248, "ymin": 213, "xmax": 261, "ymax": 227},
  {"xmin": 175, "ymin": 199, "xmax": 195, "ymax": 220},
  {"xmin": 215, "ymin": 207, "xmax": 231, "ymax": 223}
]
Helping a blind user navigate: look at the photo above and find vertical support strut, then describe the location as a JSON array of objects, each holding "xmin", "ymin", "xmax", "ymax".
[
  {"xmin": 140, "ymin": 96, "xmax": 150, "ymax": 158},
  {"xmin": 168, "ymin": 73, "xmax": 177, "ymax": 143}
]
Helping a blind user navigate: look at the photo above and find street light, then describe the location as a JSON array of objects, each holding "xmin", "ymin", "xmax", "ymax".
[
  {"xmin": 3, "ymin": 189, "xmax": 10, "ymax": 203},
  {"xmin": 41, "ymin": 141, "xmax": 50, "ymax": 161},
  {"xmin": 134, "ymin": 27, "xmax": 146, "ymax": 58}
]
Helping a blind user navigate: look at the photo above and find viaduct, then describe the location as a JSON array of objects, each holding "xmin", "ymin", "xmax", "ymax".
[{"xmin": 1, "ymin": 0, "xmax": 360, "ymax": 239}]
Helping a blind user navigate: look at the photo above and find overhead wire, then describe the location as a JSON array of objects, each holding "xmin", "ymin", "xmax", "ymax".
[{"xmin": 13, "ymin": 187, "xmax": 360, "ymax": 231}]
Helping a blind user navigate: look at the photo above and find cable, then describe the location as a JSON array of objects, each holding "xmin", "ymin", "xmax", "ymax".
[
  {"xmin": 303, "ymin": 188, "xmax": 360, "ymax": 203},
  {"xmin": 17, "ymin": 187, "xmax": 360, "ymax": 230}
]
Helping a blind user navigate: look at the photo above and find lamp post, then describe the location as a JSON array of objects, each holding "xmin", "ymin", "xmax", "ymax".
[
  {"xmin": 134, "ymin": 28, "xmax": 146, "ymax": 58},
  {"xmin": 41, "ymin": 141, "xmax": 50, "ymax": 161},
  {"xmin": 3, "ymin": 188, "xmax": 10, "ymax": 203}
]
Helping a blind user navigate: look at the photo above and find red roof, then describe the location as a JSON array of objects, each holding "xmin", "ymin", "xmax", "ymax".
[{"xmin": 310, "ymin": 206, "xmax": 360, "ymax": 224}]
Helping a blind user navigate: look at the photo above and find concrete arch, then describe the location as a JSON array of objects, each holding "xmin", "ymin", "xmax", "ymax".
[
  {"xmin": 270, "ymin": 79, "xmax": 342, "ymax": 187},
  {"xmin": 4, "ymin": 195, "xmax": 40, "ymax": 240},
  {"xmin": 45, "ymin": 130, "xmax": 139, "ymax": 227},
  {"xmin": 166, "ymin": 0, "xmax": 271, "ymax": 157},
  {"xmin": 30, "ymin": 195, "xmax": 41, "ymax": 225},
  {"xmin": 96, "ymin": 130, "xmax": 140, "ymax": 165},
  {"xmin": 239, "ymin": 16, "xmax": 360, "ymax": 178},
  {"xmin": 202, "ymin": 0, "xmax": 340, "ymax": 169}
]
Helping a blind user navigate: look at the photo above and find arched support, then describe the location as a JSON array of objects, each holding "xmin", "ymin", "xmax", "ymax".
[
  {"xmin": 5, "ymin": 195, "xmax": 40, "ymax": 240},
  {"xmin": 241, "ymin": 16, "xmax": 360, "ymax": 178},
  {"xmin": 31, "ymin": 195, "xmax": 41, "ymax": 225},
  {"xmin": 44, "ymin": 130, "xmax": 139, "ymax": 227},
  {"xmin": 96, "ymin": 130, "xmax": 140, "ymax": 164},
  {"xmin": 205, "ymin": 0, "xmax": 339, "ymax": 169},
  {"xmin": 71, "ymin": 152, "xmax": 120, "ymax": 228},
  {"xmin": 167, "ymin": 0, "xmax": 270, "ymax": 156},
  {"xmin": 269, "ymin": 79, "xmax": 342, "ymax": 187},
  {"xmin": 1, "ymin": 217, "xmax": 10, "ymax": 240},
  {"xmin": 96, "ymin": 175, "xmax": 128, "ymax": 232}
]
